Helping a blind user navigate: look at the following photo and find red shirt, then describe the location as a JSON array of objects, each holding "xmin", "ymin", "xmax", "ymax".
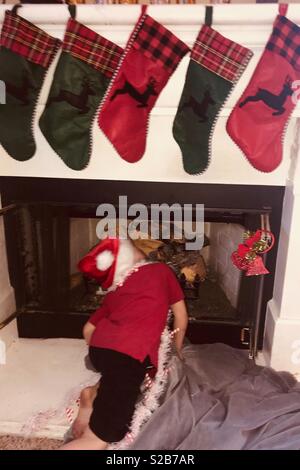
[{"xmin": 89, "ymin": 262, "xmax": 184, "ymax": 368}]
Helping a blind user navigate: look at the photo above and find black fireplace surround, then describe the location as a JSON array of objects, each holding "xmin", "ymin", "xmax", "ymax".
[{"xmin": 0, "ymin": 177, "xmax": 285, "ymax": 358}]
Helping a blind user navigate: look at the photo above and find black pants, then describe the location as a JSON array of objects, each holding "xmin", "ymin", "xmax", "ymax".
[{"xmin": 88, "ymin": 347, "xmax": 149, "ymax": 443}]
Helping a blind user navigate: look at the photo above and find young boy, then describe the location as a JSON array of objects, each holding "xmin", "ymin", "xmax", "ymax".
[{"xmin": 61, "ymin": 237, "xmax": 188, "ymax": 450}]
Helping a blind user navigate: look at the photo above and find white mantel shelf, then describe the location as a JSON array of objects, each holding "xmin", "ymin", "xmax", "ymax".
[
  {"xmin": 0, "ymin": 4, "xmax": 300, "ymax": 26},
  {"xmin": 0, "ymin": 4, "xmax": 299, "ymax": 49},
  {"xmin": 0, "ymin": 4, "xmax": 299, "ymax": 186}
]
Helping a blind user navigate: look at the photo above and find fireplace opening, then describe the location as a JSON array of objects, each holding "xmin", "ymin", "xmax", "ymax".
[{"xmin": 69, "ymin": 218, "xmax": 243, "ymax": 328}]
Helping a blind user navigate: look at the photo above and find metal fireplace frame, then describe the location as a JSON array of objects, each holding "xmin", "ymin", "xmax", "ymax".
[{"xmin": 0, "ymin": 177, "xmax": 285, "ymax": 358}]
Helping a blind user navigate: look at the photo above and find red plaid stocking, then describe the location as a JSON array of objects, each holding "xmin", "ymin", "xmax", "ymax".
[
  {"xmin": 226, "ymin": 4, "xmax": 300, "ymax": 173},
  {"xmin": 98, "ymin": 5, "xmax": 189, "ymax": 163},
  {"xmin": 0, "ymin": 6, "xmax": 61, "ymax": 161}
]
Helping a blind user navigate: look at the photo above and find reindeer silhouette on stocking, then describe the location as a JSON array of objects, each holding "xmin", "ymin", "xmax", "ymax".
[
  {"xmin": 180, "ymin": 90, "xmax": 215, "ymax": 123},
  {"xmin": 4, "ymin": 74, "xmax": 33, "ymax": 105},
  {"xmin": 46, "ymin": 76, "xmax": 96, "ymax": 114},
  {"xmin": 110, "ymin": 77, "xmax": 158, "ymax": 108},
  {"xmin": 239, "ymin": 75, "xmax": 293, "ymax": 116}
]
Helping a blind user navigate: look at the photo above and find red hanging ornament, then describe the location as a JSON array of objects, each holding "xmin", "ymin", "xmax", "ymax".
[
  {"xmin": 231, "ymin": 229, "xmax": 275, "ymax": 276},
  {"xmin": 231, "ymin": 251, "xmax": 249, "ymax": 271},
  {"xmin": 237, "ymin": 244, "xmax": 251, "ymax": 258},
  {"xmin": 245, "ymin": 256, "xmax": 270, "ymax": 276},
  {"xmin": 244, "ymin": 230, "xmax": 262, "ymax": 248}
]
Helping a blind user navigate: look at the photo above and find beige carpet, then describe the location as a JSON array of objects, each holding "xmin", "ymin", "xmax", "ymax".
[{"xmin": 0, "ymin": 435, "xmax": 62, "ymax": 450}]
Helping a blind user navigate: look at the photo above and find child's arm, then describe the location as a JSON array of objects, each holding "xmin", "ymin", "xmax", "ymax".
[
  {"xmin": 83, "ymin": 301, "xmax": 109, "ymax": 345},
  {"xmin": 171, "ymin": 299, "xmax": 188, "ymax": 360},
  {"xmin": 83, "ymin": 321, "xmax": 96, "ymax": 345}
]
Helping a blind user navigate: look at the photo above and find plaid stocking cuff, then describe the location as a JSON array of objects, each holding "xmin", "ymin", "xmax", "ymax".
[
  {"xmin": 191, "ymin": 25, "xmax": 253, "ymax": 83},
  {"xmin": 0, "ymin": 10, "xmax": 61, "ymax": 68},
  {"xmin": 63, "ymin": 18, "xmax": 123, "ymax": 78},
  {"xmin": 266, "ymin": 14, "xmax": 300, "ymax": 70},
  {"xmin": 132, "ymin": 14, "xmax": 190, "ymax": 72}
]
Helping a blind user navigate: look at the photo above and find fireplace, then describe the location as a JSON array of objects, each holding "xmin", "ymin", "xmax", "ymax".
[{"xmin": 0, "ymin": 177, "xmax": 284, "ymax": 358}]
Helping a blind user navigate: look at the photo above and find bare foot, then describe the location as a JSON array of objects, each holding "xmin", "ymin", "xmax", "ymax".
[
  {"xmin": 72, "ymin": 384, "xmax": 99, "ymax": 439},
  {"xmin": 61, "ymin": 426, "xmax": 108, "ymax": 450}
]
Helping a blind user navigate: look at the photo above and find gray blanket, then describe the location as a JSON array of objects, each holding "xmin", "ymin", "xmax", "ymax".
[{"xmin": 130, "ymin": 343, "xmax": 300, "ymax": 450}]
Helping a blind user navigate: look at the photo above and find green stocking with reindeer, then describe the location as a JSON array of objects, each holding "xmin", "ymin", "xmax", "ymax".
[
  {"xmin": 39, "ymin": 18, "xmax": 123, "ymax": 171},
  {"xmin": 0, "ymin": 8, "xmax": 61, "ymax": 161},
  {"xmin": 172, "ymin": 8, "xmax": 253, "ymax": 175},
  {"xmin": 173, "ymin": 60, "xmax": 231, "ymax": 175}
]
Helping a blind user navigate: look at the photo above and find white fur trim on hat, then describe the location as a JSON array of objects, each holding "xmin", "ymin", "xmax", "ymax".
[
  {"xmin": 96, "ymin": 250, "xmax": 115, "ymax": 271},
  {"xmin": 112, "ymin": 239, "xmax": 136, "ymax": 288}
]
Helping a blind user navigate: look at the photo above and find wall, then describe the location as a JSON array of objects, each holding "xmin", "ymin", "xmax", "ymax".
[{"xmin": 0, "ymin": 4, "xmax": 299, "ymax": 185}]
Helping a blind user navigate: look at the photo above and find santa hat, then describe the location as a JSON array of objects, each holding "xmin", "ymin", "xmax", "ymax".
[{"xmin": 78, "ymin": 238, "xmax": 136, "ymax": 289}]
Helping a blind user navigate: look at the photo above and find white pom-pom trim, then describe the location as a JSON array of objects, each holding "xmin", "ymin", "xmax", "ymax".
[{"xmin": 96, "ymin": 250, "xmax": 115, "ymax": 271}]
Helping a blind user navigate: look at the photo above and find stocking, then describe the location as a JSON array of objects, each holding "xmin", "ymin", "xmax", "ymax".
[
  {"xmin": 226, "ymin": 4, "xmax": 300, "ymax": 173},
  {"xmin": 98, "ymin": 5, "xmax": 189, "ymax": 163},
  {"xmin": 0, "ymin": 7, "xmax": 61, "ymax": 161},
  {"xmin": 173, "ymin": 7, "xmax": 253, "ymax": 175},
  {"xmin": 39, "ymin": 14, "xmax": 123, "ymax": 170}
]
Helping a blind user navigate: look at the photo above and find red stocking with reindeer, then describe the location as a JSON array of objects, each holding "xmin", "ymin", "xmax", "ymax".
[
  {"xmin": 226, "ymin": 4, "xmax": 300, "ymax": 173},
  {"xmin": 98, "ymin": 6, "xmax": 189, "ymax": 163}
]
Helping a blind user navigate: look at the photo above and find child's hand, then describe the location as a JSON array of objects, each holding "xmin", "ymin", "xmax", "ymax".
[
  {"xmin": 170, "ymin": 300, "xmax": 188, "ymax": 360},
  {"xmin": 83, "ymin": 321, "xmax": 96, "ymax": 345}
]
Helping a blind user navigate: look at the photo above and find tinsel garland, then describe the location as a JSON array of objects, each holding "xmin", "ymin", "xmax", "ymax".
[
  {"xmin": 21, "ymin": 374, "xmax": 99, "ymax": 437},
  {"xmin": 108, "ymin": 312, "xmax": 174, "ymax": 450}
]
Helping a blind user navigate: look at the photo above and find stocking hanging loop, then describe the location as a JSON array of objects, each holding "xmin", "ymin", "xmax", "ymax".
[
  {"xmin": 141, "ymin": 5, "xmax": 148, "ymax": 16},
  {"xmin": 278, "ymin": 3, "xmax": 288, "ymax": 16},
  {"xmin": 11, "ymin": 4, "xmax": 22, "ymax": 15},
  {"xmin": 68, "ymin": 4, "xmax": 76, "ymax": 20},
  {"xmin": 205, "ymin": 6, "xmax": 213, "ymax": 27}
]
